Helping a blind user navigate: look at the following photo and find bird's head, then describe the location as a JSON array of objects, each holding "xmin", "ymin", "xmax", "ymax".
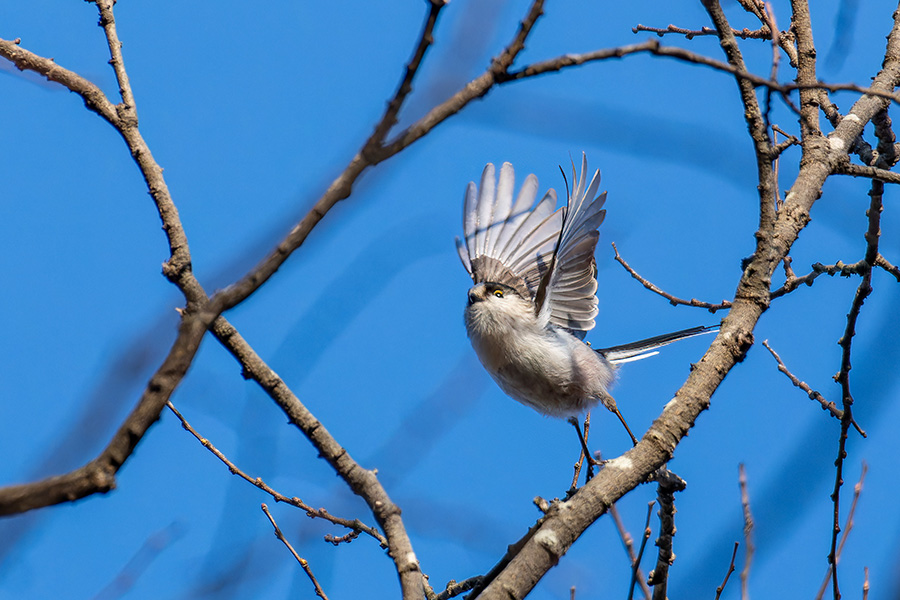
[{"xmin": 465, "ymin": 282, "xmax": 536, "ymax": 338}]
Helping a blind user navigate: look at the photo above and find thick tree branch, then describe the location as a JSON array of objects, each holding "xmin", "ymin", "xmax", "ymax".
[{"xmin": 475, "ymin": 5, "xmax": 900, "ymax": 597}]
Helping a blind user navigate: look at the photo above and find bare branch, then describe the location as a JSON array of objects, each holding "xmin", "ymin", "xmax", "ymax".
[
  {"xmin": 648, "ymin": 470, "xmax": 686, "ymax": 600},
  {"xmin": 365, "ymin": 0, "xmax": 446, "ymax": 152},
  {"xmin": 714, "ymin": 542, "xmax": 740, "ymax": 600},
  {"xmin": 836, "ymin": 162, "xmax": 900, "ymax": 184},
  {"xmin": 702, "ymin": 0, "xmax": 778, "ymax": 239},
  {"xmin": 430, "ymin": 576, "xmax": 483, "ymax": 600},
  {"xmin": 828, "ymin": 171, "xmax": 884, "ymax": 598},
  {"xmin": 816, "ymin": 464, "xmax": 868, "ymax": 600},
  {"xmin": 739, "ymin": 464, "xmax": 755, "ymax": 600},
  {"xmin": 610, "ymin": 499, "xmax": 652, "ymax": 600},
  {"xmin": 0, "ymin": 38, "xmax": 118, "ymax": 122},
  {"xmin": 772, "ymin": 124, "xmax": 801, "ymax": 157},
  {"xmin": 628, "ymin": 502, "xmax": 655, "ymax": 600},
  {"xmin": 0, "ymin": 313, "xmax": 210, "ymax": 515},
  {"xmin": 261, "ymin": 504, "xmax": 330, "ymax": 600},
  {"xmin": 612, "ymin": 243, "xmax": 732, "ymax": 312},
  {"xmin": 94, "ymin": 0, "xmax": 137, "ymax": 120},
  {"xmin": 207, "ymin": 318, "xmax": 423, "ymax": 593},
  {"xmin": 500, "ymin": 37, "xmax": 900, "ymax": 106},
  {"xmin": 165, "ymin": 401, "xmax": 387, "ymax": 546},
  {"xmin": 790, "ymin": 0, "xmax": 822, "ymax": 138},
  {"xmin": 478, "ymin": 22, "xmax": 900, "ymax": 586},
  {"xmin": 631, "ymin": 23, "xmax": 772, "ymax": 40},
  {"xmin": 761, "ymin": 340, "xmax": 866, "ymax": 436},
  {"xmin": 210, "ymin": 0, "xmax": 547, "ymax": 315},
  {"xmin": 875, "ymin": 253, "xmax": 900, "ymax": 281}
]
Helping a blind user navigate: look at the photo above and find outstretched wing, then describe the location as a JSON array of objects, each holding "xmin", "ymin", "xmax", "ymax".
[
  {"xmin": 534, "ymin": 154, "xmax": 607, "ymax": 338},
  {"xmin": 456, "ymin": 162, "xmax": 563, "ymax": 302}
]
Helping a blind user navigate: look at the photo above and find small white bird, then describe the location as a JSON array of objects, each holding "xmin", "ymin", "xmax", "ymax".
[{"xmin": 457, "ymin": 155, "xmax": 711, "ymax": 447}]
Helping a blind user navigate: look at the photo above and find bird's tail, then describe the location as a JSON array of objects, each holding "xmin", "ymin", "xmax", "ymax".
[{"xmin": 596, "ymin": 325, "xmax": 718, "ymax": 365}]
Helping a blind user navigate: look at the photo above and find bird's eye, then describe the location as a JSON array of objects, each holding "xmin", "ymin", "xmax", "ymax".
[{"xmin": 493, "ymin": 289, "xmax": 504, "ymax": 298}]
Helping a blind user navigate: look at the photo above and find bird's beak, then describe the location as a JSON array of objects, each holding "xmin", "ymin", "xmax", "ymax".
[{"xmin": 467, "ymin": 288, "xmax": 481, "ymax": 305}]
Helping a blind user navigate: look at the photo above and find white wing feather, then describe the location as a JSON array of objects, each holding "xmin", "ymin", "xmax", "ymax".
[{"xmin": 457, "ymin": 155, "xmax": 607, "ymax": 337}]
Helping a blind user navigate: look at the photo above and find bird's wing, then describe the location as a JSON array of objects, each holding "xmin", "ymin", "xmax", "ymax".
[
  {"xmin": 534, "ymin": 153, "xmax": 607, "ymax": 338},
  {"xmin": 456, "ymin": 162, "xmax": 564, "ymax": 301}
]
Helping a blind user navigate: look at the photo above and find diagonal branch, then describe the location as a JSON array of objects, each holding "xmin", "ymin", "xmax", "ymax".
[
  {"xmin": 261, "ymin": 504, "xmax": 330, "ymax": 600},
  {"xmin": 207, "ymin": 0, "xmax": 546, "ymax": 315},
  {"xmin": 475, "ymin": 5, "xmax": 900, "ymax": 598},
  {"xmin": 762, "ymin": 341, "xmax": 865, "ymax": 436},
  {"xmin": 166, "ymin": 401, "xmax": 387, "ymax": 547},
  {"xmin": 612, "ymin": 243, "xmax": 732, "ymax": 313}
]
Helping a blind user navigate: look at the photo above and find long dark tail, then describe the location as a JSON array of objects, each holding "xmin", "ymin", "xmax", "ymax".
[{"xmin": 596, "ymin": 325, "xmax": 718, "ymax": 364}]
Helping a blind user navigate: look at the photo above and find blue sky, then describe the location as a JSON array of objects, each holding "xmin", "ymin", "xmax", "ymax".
[{"xmin": 2, "ymin": 1, "xmax": 899, "ymax": 599}]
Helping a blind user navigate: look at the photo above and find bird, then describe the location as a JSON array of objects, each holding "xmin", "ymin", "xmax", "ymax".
[{"xmin": 456, "ymin": 154, "xmax": 713, "ymax": 450}]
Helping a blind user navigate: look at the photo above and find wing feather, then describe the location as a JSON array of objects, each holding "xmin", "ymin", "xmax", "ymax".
[
  {"xmin": 537, "ymin": 154, "xmax": 608, "ymax": 335},
  {"xmin": 492, "ymin": 173, "xmax": 538, "ymax": 256},
  {"xmin": 474, "ymin": 164, "xmax": 496, "ymax": 259},
  {"xmin": 485, "ymin": 163, "xmax": 515, "ymax": 257},
  {"xmin": 457, "ymin": 156, "xmax": 608, "ymax": 336}
]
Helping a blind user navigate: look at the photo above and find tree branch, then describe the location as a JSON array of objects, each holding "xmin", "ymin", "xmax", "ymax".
[
  {"xmin": 166, "ymin": 401, "xmax": 387, "ymax": 546},
  {"xmin": 647, "ymin": 469, "xmax": 686, "ymax": 600},
  {"xmin": 761, "ymin": 340, "xmax": 865, "ymax": 436},
  {"xmin": 475, "ymin": 4, "xmax": 900, "ymax": 597},
  {"xmin": 612, "ymin": 242, "xmax": 732, "ymax": 312}
]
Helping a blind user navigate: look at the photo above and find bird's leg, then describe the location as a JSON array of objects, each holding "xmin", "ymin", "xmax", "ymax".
[
  {"xmin": 568, "ymin": 415, "xmax": 603, "ymax": 484},
  {"xmin": 612, "ymin": 406, "xmax": 639, "ymax": 446}
]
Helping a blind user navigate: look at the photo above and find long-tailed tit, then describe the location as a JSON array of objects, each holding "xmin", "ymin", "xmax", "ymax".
[{"xmin": 456, "ymin": 154, "xmax": 712, "ymax": 446}]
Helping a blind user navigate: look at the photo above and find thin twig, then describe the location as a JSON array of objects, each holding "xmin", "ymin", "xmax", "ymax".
[
  {"xmin": 815, "ymin": 463, "xmax": 868, "ymax": 600},
  {"xmin": 875, "ymin": 253, "xmax": 900, "ymax": 281},
  {"xmin": 631, "ymin": 23, "xmax": 771, "ymax": 40},
  {"xmin": 502, "ymin": 37, "xmax": 900, "ymax": 107},
  {"xmin": 739, "ymin": 464, "xmax": 755, "ymax": 600},
  {"xmin": 772, "ymin": 124, "xmax": 800, "ymax": 157},
  {"xmin": 761, "ymin": 3, "xmax": 780, "ymax": 127},
  {"xmin": 628, "ymin": 502, "xmax": 655, "ymax": 600},
  {"xmin": 769, "ymin": 263, "xmax": 825, "ymax": 298},
  {"xmin": 609, "ymin": 499, "xmax": 652, "ymax": 599},
  {"xmin": 431, "ymin": 576, "xmax": 484, "ymax": 600},
  {"xmin": 714, "ymin": 542, "xmax": 740, "ymax": 600},
  {"xmin": 261, "ymin": 504, "xmax": 330, "ymax": 600},
  {"xmin": 365, "ymin": 0, "xmax": 445, "ymax": 152},
  {"xmin": 165, "ymin": 401, "xmax": 387, "ymax": 547},
  {"xmin": 612, "ymin": 243, "xmax": 732, "ymax": 312},
  {"xmin": 761, "ymin": 341, "xmax": 865, "ymax": 436},
  {"xmin": 571, "ymin": 412, "xmax": 589, "ymax": 489},
  {"xmin": 95, "ymin": 0, "xmax": 136, "ymax": 121}
]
